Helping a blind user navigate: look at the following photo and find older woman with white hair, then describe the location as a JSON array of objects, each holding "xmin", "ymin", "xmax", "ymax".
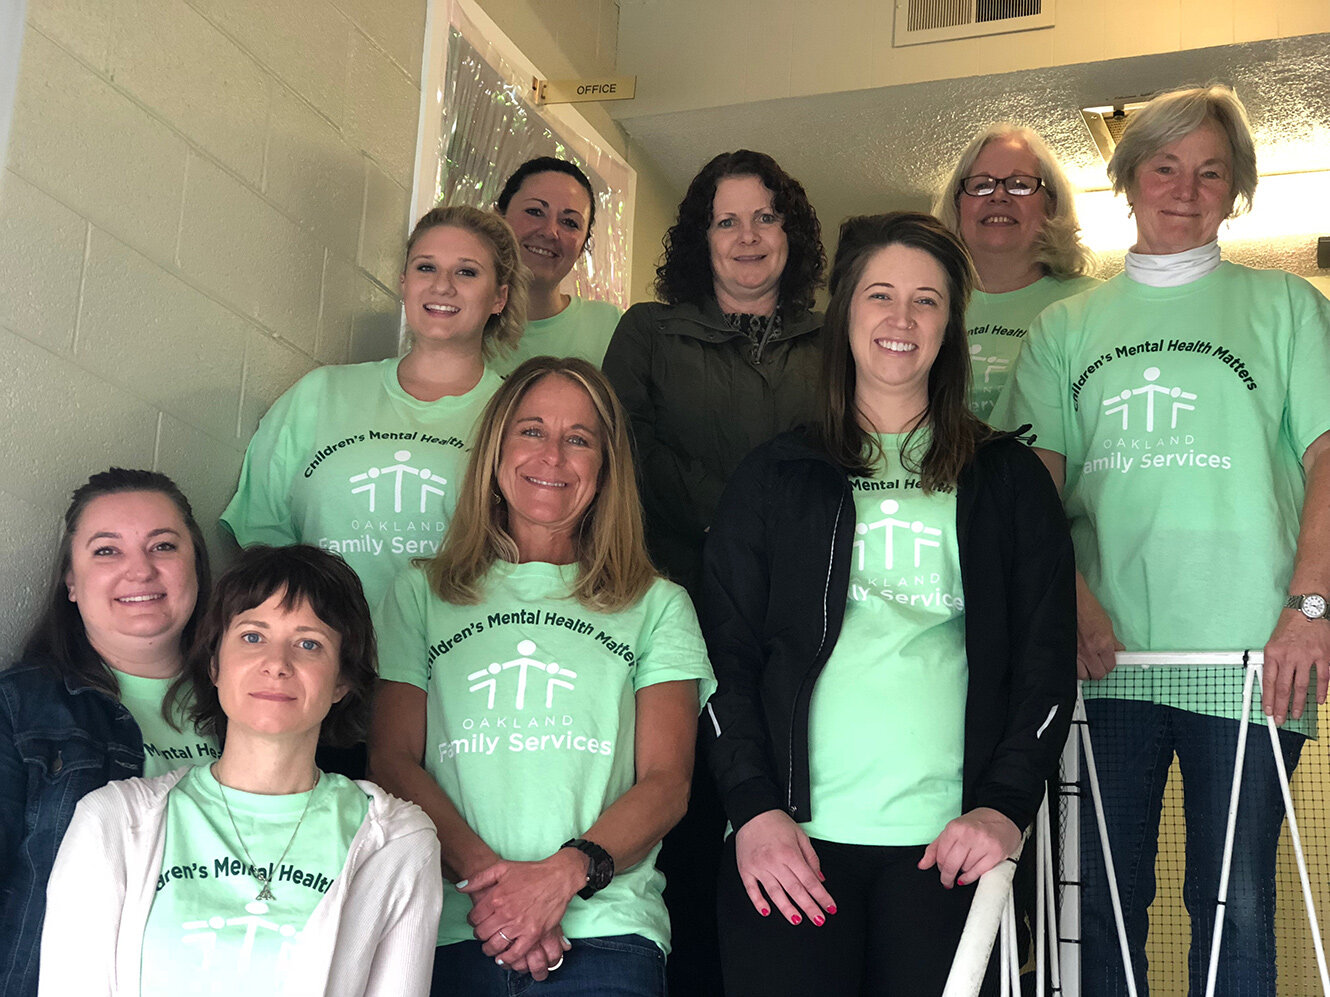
[
  {"xmin": 933, "ymin": 124, "xmax": 1098, "ymax": 420},
  {"xmin": 995, "ymin": 85, "xmax": 1330, "ymax": 995}
]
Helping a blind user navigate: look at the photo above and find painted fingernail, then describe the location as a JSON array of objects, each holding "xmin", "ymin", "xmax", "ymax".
[
  {"xmin": 759, "ymin": 908, "xmax": 770, "ymax": 917},
  {"xmin": 456, "ymin": 879, "xmax": 469, "ymax": 888},
  {"xmin": 826, "ymin": 905, "xmax": 837, "ymax": 915},
  {"xmin": 790, "ymin": 914, "xmax": 802, "ymax": 925},
  {"xmin": 957, "ymin": 878, "xmax": 967, "ymax": 887},
  {"xmin": 813, "ymin": 915, "xmax": 824, "ymax": 926},
  {"xmin": 495, "ymin": 958, "xmax": 504, "ymax": 966}
]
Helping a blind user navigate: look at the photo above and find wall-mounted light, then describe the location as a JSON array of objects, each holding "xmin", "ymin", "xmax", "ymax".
[
  {"xmin": 1080, "ymin": 101, "xmax": 1150, "ymax": 163},
  {"xmin": 1075, "ymin": 170, "xmax": 1330, "ymax": 255}
]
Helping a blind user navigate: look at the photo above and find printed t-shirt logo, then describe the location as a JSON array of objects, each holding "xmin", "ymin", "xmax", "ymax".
[
  {"xmin": 467, "ymin": 639, "xmax": 579, "ymax": 710},
  {"xmin": 969, "ymin": 343, "xmax": 1010, "ymax": 385},
  {"xmin": 854, "ymin": 499, "xmax": 943, "ymax": 571},
  {"xmin": 348, "ymin": 449, "xmax": 447, "ymax": 514},
  {"xmin": 1101, "ymin": 366, "xmax": 1197, "ymax": 433}
]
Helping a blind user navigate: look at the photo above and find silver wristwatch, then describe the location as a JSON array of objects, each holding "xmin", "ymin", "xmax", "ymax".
[{"xmin": 1285, "ymin": 593, "xmax": 1329, "ymax": 620}]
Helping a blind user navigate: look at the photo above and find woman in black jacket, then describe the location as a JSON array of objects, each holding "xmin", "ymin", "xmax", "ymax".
[{"xmin": 701, "ymin": 212, "xmax": 1076, "ymax": 996}]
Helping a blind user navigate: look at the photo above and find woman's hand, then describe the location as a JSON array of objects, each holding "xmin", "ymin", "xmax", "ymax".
[
  {"xmin": 459, "ymin": 850, "xmax": 586, "ymax": 966},
  {"xmin": 919, "ymin": 807, "xmax": 1022, "ymax": 888},
  {"xmin": 1076, "ymin": 575, "xmax": 1124, "ymax": 680},
  {"xmin": 734, "ymin": 809, "xmax": 836, "ymax": 925},
  {"xmin": 501, "ymin": 926, "xmax": 571, "ymax": 980},
  {"xmin": 1263, "ymin": 609, "xmax": 1330, "ymax": 725}
]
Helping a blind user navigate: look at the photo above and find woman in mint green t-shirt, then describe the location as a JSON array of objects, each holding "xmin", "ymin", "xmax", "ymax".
[
  {"xmin": 703, "ymin": 213, "xmax": 1075, "ymax": 996},
  {"xmin": 223, "ymin": 205, "xmax": 530, "ymax": 781},
  {"xmin": 492, "ymin": 157, "xmax": 622, "ymax": 374},
  {"xmin": 371, "ymin": 357, "xmax": 715, "ymax": 996},
  {"xmin": 994, "ymin": 85, "xmax": 1330, "ymax": 996},
  {"xmin": 41, "ymin": 544, "xmax": 442, "ymax": 997},
  {"xmin": 222, "ymin": 204, "xmax": 530, "ymax": 617},
  {"xmin": 933, "ymin": 124, "xmax": 1099, "ymax": 420},
  {"xmin": 1, "ymin": 468, "xmax": 214, "ymax": 997}
]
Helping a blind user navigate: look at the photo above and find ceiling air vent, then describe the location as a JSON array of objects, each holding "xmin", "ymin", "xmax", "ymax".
[{"xmin": 894, "ymin": 0, "xmax": 1054, "ymax": 46}]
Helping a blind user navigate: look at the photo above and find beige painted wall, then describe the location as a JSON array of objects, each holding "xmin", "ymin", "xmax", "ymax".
[
  {"xmin": 0, "ymin": 0, "xmax": 427, "ymax": 661},
  {"xmin": 473, "ymin": 0, "xmax": 681, "ymax": 302},
  {"xmin": 617, "ymin": 0, "xmax": 1330, "ymax": 119}
]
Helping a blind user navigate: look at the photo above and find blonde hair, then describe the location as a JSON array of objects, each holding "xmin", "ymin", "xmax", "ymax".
[
  {"xmin": 1108, "ymin": 84, "xmax": 1256, "ymax": 217},
  {"xmin": 423, "ymin": 356, "xmax": 657, "ymax": 613},
  {"xmin": 403, "ymin": 205, "xmax": 530, "ymax": 359},
  {"xmin": 933, "ymin": 123, "xmax": 1095, "ymax": 279}
]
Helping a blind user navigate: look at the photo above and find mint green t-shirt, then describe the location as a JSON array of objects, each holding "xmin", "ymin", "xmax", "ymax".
[
  {"xmin": 140, "ymin": 766, "xmax": 368, "ymax": 996},
  {"xmin": 374, "ymin": 561, "xmax": 716, "ymax": 952},
  {"xmin": 968, "ymin": 275, "xmax": 1100, "ymax": 421},
  {"xmin": 803, "ymin": 435, "xmax": 967, "ymax": 846},
  {"xmin": 221, "ymin": 359, "xmax": 502, "ymax": 607},
  {"xmin": 993, "ymin": 263, "xmax": 1330, "ymax": 732},
  {"xmin": 113, "ymin": 669, "xmax": 219, "ymax": 777},
  {"xmin": 491, "ymin": 296, "xmax": 622, "ymax": 376}
]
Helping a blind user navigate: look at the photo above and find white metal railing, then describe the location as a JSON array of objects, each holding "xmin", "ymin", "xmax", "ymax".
[{"xmin": 943, "ymin": 650, "xmax": 1329, "ymax": 997}]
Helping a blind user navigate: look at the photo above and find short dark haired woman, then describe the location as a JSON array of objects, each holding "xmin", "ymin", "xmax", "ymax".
[{"xmin": 40, "ymin": 545, "xmax": 442, "ymax": 997}]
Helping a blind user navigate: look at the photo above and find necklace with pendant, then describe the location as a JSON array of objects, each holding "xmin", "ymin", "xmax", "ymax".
[{"xmin": 214, "ymin": 764, "xmax": 319, "ymax": 903}]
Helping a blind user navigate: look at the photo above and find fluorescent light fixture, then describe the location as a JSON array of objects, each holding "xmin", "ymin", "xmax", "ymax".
[{"xmin": 1074, "ymin": 170, "xmax": 1330, "ymax": 254}]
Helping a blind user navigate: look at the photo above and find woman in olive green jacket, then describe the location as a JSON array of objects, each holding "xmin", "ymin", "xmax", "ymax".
[
  {"xmin": 603, "ymin": 150, "xmax": 825, "ymax": 600},
  {"xmin": 601, "ymin": 149, "xmax": 824, "ymax": 997}
]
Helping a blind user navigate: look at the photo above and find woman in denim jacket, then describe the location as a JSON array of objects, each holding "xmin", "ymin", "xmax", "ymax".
[{"xmin": 0, "ymin": 468, "xmax": 211, "ymax": 997}]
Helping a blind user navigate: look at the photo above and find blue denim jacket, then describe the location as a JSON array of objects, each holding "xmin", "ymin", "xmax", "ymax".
[{"xmin": 0, "ymin": 659, "xmax": 144, "ymax": 997}]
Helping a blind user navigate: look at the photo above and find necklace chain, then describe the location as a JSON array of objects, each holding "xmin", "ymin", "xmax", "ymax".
[{"xmin": 213, "ymin": 764, "xmax": 319, "ymax": 903}]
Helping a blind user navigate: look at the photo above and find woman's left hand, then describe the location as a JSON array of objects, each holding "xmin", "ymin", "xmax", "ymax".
[
  {"xmin": 460, "ymin": 850, "xmax": 587, "ymax": 962},
  {"xmin": 918, "ymin": 807, "xmax": 1021, "ymax": 888}
]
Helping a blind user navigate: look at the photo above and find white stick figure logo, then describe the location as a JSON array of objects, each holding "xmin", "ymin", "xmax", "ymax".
[
  {"xmin": 969, "ymin": 343, "xmax": 1010, "ymax": 384},
  {"xmin": 348, "ymin": 450, "xmax": 447, "ymax": 514},
  {"xmin": 467, "ymin": 639, "xmax": 579, "ymax": 710},
  {"xmin": 180, "ymin": 909, "xmax": 299, "ymax": 973},
  {"xmin": 1102, "ymin": 366, "xmax": 1198, "ymax": 432},
  {"xmin": 855, "ymin": 499, "xmax": 942, "ymax": 570}
]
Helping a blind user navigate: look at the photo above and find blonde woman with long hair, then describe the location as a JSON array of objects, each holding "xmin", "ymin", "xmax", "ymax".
[{"xmin": 370, "ymin": 357, "xmax": 715, "ymax": 996}]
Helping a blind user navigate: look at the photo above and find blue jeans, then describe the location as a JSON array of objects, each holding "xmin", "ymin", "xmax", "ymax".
[
  {"xmin": 430, "ymin": 934, "xmax": 667, "ymax": 997},
  {"xmin": 1080, "ymin": 699, "xmax": 1304, "ymax": 997}
]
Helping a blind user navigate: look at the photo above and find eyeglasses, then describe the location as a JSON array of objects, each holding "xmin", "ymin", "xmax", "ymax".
[{"xmin": 958, "ymin": 174, "xmax": 1044, "ymax": 197}]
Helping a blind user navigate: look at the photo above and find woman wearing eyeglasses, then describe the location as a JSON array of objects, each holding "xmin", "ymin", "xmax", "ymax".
[{"xmin": 933, "ymin": 125, "xmax": 1098, "ymax": 421}]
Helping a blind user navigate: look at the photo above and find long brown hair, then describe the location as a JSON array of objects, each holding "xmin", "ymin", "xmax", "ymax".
[
  {"xmin": 424, "ymin": 356, "xmax": 657, "ymax": 613},
  {"xmin": 22, "ymin": 468, "xmax": 211, "ymax": 700},
  {"xmin": 815, "ymin": 212, "xmax": 996, "ymax": 490}
]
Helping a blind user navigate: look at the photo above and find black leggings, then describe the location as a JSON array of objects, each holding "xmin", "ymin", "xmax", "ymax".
[{"xmin": 716, "ymin": 835, "xmax": 998, "ymax": 997}]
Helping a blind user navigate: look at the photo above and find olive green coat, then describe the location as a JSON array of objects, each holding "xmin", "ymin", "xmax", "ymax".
[{"xmin": 603, "ymin": 298, "xmax": 823, "ymax": 596}]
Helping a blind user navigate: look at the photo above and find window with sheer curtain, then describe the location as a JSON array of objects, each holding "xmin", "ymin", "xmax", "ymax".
[{"xmin": 425, "ymin": 1, "xmax": 633, "ymax": 309}]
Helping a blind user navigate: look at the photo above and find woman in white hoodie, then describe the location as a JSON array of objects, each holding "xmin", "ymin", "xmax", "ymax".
[{"xmin": 40, "ymin": 545, "xmax": 442, "ymax": 997}]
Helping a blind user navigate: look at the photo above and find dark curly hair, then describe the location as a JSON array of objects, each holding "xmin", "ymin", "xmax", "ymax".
[{"xmin": 655, "ymin": 150, "xmax": 825, "ymax": 314}]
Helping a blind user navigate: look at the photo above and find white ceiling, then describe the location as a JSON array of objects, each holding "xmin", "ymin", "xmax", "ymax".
[{"xmin": 615, "ymin": 33, "xmax": 1330, "ymax": 277}]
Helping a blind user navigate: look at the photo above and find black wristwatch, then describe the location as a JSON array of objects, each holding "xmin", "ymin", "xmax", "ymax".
[{"xmin": 561, "ymin": 838, "xmax": 615, "ymax": 899}]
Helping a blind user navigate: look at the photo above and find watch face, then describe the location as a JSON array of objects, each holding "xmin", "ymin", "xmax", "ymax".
[{"xmin": 1303, "ymin": 594, "xmax": 1328, "ymax": 619}]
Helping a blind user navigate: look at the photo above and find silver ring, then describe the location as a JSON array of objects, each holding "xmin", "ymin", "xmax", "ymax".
[
  {"xmin": 498, "ymin": 929, "xmax": 511, "ymax": 942},
  {"xmin": 549, "ymin": 956, "xmax": 565, "ymax": 971}
]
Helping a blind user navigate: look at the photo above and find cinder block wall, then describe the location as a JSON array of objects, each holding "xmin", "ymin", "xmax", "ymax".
[{"xmin": 0, "ymin": 0, "xmax": 428, "ymax": 662}]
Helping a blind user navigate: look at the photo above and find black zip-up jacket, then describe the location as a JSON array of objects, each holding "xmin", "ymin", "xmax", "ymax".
[{"xmin": 700, "ymin": 428, "xmax": 1076, "ymax": 835}]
